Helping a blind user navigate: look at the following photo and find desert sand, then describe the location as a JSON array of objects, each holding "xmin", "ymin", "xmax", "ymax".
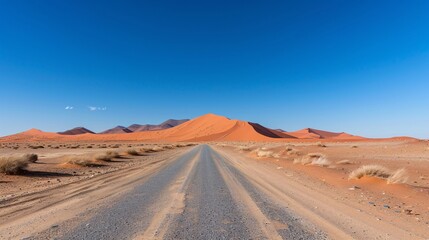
[{"xmin": 0, "ymin": 113, "xmax": 428, "ymax": 239}]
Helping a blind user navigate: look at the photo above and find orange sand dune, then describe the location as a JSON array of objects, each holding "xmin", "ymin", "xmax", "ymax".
[
  {"xmin": 286, "ymin": 128, "xmax": 365, "ymax": 140},
  {"xmin": 0, "ymin": 113, "xmax": 374, "ymax": 143}
]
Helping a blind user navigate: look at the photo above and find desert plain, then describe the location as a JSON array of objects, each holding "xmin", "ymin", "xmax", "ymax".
[{"xmin": 0, "ymin": 114, "xmax": 428, "ymax": 239}]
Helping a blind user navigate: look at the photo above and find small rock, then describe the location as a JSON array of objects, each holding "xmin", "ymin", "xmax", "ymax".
[{"xmin": 383, "ymin": 205, "xmax": 390, "ymax": 209}]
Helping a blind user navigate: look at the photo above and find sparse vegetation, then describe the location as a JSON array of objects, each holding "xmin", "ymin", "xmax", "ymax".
[
  {"xmin": 387, "ymin": 169, "xmax": 408, "ymax": 184},
  {"xmin": 25, "ymin": 154, "xmax": 38, "ymax": 163},
  {"xmin": 237, "ymin": 146, "xmax": 252, "ymax": 151},
  {"xmin": 151, "ymin": 146, "xmax": 164, "ymax": 152},
  {"xmin": 336, "ymin": 159, "xmax": 352, "ymax": 165},
  {"xmin": 256, "ymin": 149, "xmax": 274, "ymax": 158},
  {"xmin": 95, "ymin": 154, "xmax": 113, "ymax": 162},
  {"xmin": 349, "ymin": 165, "xmax": 391, "ymax": 179},
  {"xmin": 0, "ymin": 156, "xmax": 30, "ymax": 174},
  {"xmin": 64, "ymin": 156, "xmax": 102, "ymax": 167},
  {"xmin": 126, "ymin": 149, "xmax": 141, "ymax": 156},
  {"xmin": 294, "ymin": 153, "xmax": 331, "ymax": 167},
  {"xmin": 348, "ymin": 165, "xmax": 408, "ymax": 184},
  {"xmin": 106, "ymin": 151, "xmax": 120, "ymax": 158}
]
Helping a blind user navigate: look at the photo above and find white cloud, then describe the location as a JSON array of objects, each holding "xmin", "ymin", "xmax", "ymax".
[
  {"xmin": 65, "ymin": 106, "xmax": 74, "ymax": 110},
  {"xmin": 88, "ymin": 106, "xmax": 107, "ymax": 111}
]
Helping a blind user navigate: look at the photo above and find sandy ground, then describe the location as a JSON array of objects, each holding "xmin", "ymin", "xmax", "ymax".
[
  {"xmin": 0, "ymin": 140, "xmax": 428, "ymax": 239},
  {"xmin": 216, "ymin": 140, "xmax": 429, "ymax": 237}
]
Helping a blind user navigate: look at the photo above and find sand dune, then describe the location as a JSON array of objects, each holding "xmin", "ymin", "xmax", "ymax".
[
  {"xmin": 100, "ymin": 126, "xmax": 132, "ymax": 134},
  {"xmin": 58, "ymin": 127, "xmax": 94, "ymax": 135},
  {"xmin": 128, "ymin": 119, "xmax": 189, "ymax": 132},
  {"xmin": 1, "ymin": 114, "xmax": 369, "ymax": 142},
  {"xmin": 286, "ymin": 128, "xmax": 364, "ymax": 140}
]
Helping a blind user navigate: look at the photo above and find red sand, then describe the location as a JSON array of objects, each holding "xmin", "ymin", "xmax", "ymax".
[{"xmin": 0, "ymin": 113, "xmax": 407, "ymax": 143}]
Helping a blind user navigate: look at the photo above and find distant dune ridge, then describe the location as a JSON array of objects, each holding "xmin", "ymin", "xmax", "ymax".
[
  {"xmin": 0, "ymin": 113, "xmax": 378, "ymax": 142},
  {"xmin": 127, "ymin": 119, "xmax": 189, "ymax": 132},
  {"xmin": 100, "ymin": 126, "xmax": 133, "ymax": 134},
  {"xmin": 58, "ymin": 127, "xmax": 95, "ymax": 135}
]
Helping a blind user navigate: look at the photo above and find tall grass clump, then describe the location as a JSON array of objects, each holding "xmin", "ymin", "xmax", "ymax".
[
  {"xmin": 294, "ymin": 153, "xmax": 331, "ymax": 167},
  {"xmin": 349, "ymin": 165, "xmax": 408, "ymax": 184},
  {"xmin": 63, "ymin": 156, "xmax": 101, "ymax": 167},
  {"xmin": 0, "ymin": 156, "xmax": 30, "ymax": 174},
  {"xmin": 126, "ymin": 149, "xmax": 141, "ymax": 156}
]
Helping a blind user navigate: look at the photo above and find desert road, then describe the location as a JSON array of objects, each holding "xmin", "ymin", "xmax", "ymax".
[{"xmin": 0, "ymin": 145, "xmax": 425, "ymax": 240}]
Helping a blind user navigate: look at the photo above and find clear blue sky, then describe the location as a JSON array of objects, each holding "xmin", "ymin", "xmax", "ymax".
[{"xmin": 1, "ymin": 0, "xmax": 428, "ymax": 138}]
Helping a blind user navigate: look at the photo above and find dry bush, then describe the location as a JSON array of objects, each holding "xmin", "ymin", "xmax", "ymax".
[
  {"xmin": 336, "ymin": 159, "xmax": 352, "ymax": 165},
  {"xmin": 106, "ymin": 151, "xmax": 120, "ymax": 158},
  {"xmin": 126, "ymin": 149, "xmax": 141, "ymax": 156},
  {"xmin": 349, "ymin": 165, "xmax": 408, "ymax": 184},
  {"xmin": 162, "ymin": 145, "xmax": 175, "ymax": 149},
  {"xmin": 237, "ymin": 146, "xmax": 252, "ymax": 151},
  {"xmin": 0, "ymin": 156, "xmax": 30, "ymax": 174},
  {"xmin": 294, "ymin": 153, "xmax": 331, "ymax": 167},
  {"xmin": 95, "ymin": 154, "xmax": 112, "ymax": 162},
  {"xmin": 151, "ymin": 146, "xmax": 164, "ymax": 152},
  {"xmin": 63, "ymin": 156, "xmax": 101, "ymax": 167},
  {"xmin": 24, "ymin": 154, "xmax": 38, "ymax": 163},
  {"xmin": 256, "ymin": 150, "xmax": 274, "ymax": 158},
  {"xmin": 316, "ymin": 142, "xmax": 327, "ymax": 148},
  {"xmin": 348, "ymin": 165, "xmax": 391, "ymax": 179},
  {"xmin": 387, "ymin": 169, "xmax": 408, "ymax": 184}
]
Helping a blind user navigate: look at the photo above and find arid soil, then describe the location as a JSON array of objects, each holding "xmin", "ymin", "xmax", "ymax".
[{"xmin": 0, "ymin": 140, "xmax": 428, "ymax": 239}]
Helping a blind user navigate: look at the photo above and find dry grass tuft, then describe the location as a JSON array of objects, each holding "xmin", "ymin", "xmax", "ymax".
[
  {"xmin": 387, "ymin": 168, "xmax": 408, "ymax": 184},
  {"xmin": 64, "ymin": 156, "xmax": 102, "ymax": 167},
  {"xmin": 237, "ymin": 146, "xmax": 252, "ymax": 151},
  {"xmin": 294, "ymin": 153, "xmax": 331, "ymax": 167},
  {"xmin": 256, "ymin": 149, "xmax": 273, "ymax": 158},
  {"xmin": 349, "ymin": 165, "xmax": 408, "ymax": 184},
  {"xmin": 106, "ymin": 151, "xmax": 120, "ymax": 158},
  {"xmin": 348, "ymin": 165, "xmax": 391, "ymax": 179},
  {"xmin": 126, "ymin": 149, "xmax": 141, "ymax": 156},
  {"xmin": 0, "ymin": 156, "xmax": 30, "ymax": 174},
  {"xmin": 336, "ymin": 159, "xmax": 352, "ymax": 165},
  {"xmin": 151, "ymin": 146, "xmax": 164, "ymax": 152},
  {"xmin": 95, "ymin": 154, "xmax": 113, "ymax": 162},
  {"xmin": 23, "ymin": 153, "xmax": 38, "ymax": 163}
]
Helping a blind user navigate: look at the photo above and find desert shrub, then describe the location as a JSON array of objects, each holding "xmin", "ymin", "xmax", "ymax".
[
  {"xmin": 294, "ymin": 153, "xmax": 331, "ymax": 167},
  {"xmin": 126, "ymin": 149, "xmax": 140, "ymax": 156},
  {"xmin": 256, "ymin": 150, "xmax": 273, "ymax": 158},
  {"xmin": 0, "ymin": 156, "xmax": 30, "ymax": 174},
  {"xmin": 237, "ymin": 146, "xmax": 252, "ymax": 151},
  {"xmin": 95, "ymin": 154, "xmax": 113, "ymax": 162},
  {"xmin": 317, "ymin": 142, "xmax": 327, "ymax": 148},
  {"xmin": 387, "ymin": 169, "xmax": 408, "ymax": 184},
  {"xmin": 151, "ymin": 146, "xmax": 164, "ymax": 152},
  {"xmin": 64, "ymin": 156, "xmax": 101, "ymax": 167},
  {"xmin": 106, "ymin": 151, "xmax": 120, "ymax": 158},
  {"xmin": 24, "ymin": 153, "xmax": 38, "ymax": 163},
  {"xmin": 348, "ymin": 165, "xmax": 391, "ymax": 180}
]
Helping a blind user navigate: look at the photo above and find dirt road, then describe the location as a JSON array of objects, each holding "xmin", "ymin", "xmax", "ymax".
[{"xmin": 0, "ymin": 145, "xmax": 425, "ymax": 239}]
